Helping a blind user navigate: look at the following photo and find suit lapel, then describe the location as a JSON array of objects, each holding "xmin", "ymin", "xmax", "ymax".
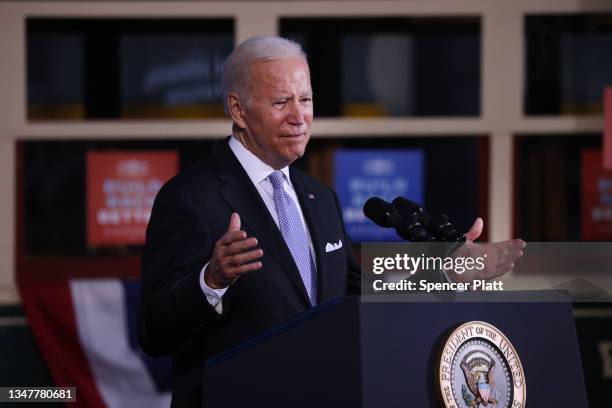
[
  {"xmin": 290, "ymin": 169, "xmax": 328, "ymax": 302},
  {"xmin": 211, "ymin": 140, "xmax": 311, "ymax": 307}
]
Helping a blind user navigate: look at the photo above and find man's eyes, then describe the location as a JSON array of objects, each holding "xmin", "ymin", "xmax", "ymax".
[{"xmin": 272, "ymin": 97, "xmax": 312, "ymax": 106}]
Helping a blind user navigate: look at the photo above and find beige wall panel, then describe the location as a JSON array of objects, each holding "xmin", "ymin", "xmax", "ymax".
[
  {"xmin": 0, "ymin": 140, "xmax": 17, "ymax": 305},
  {"xmin": 0, "ymin": 6, "xmax": 25, "ymax": 137},
  {"xmin": 482, "ymin": 11, "xmax": 522, "ymax": 129},
  {"xmin": 489, "ymin": 134, "xmax": 513, "ymax": 242},
  {"xmin": 236, "ymin": 6, "xmax": 277, "ymax": 43},
  {"xmin": 0, "ymin": 7, "xmax": 21, "ymax": 304}
]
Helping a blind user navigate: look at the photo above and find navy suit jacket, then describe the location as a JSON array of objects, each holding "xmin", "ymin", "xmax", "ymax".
[{"xmin": 138, "ymin": 138, "xmax": 362, "ymax": 406}]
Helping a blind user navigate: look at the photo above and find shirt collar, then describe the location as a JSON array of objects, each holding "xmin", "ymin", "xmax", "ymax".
[{"xmin": 229, "ymin": 136, "xmax": 292, "ymax": 186}]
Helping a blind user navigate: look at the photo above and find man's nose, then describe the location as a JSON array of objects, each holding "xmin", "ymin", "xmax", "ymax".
[{"xmin": 287, "ymin": 100, "xmax": 305, "ymax": 125}]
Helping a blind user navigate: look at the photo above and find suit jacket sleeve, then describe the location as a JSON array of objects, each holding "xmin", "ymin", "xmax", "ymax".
[{"xmin": 138, "ymin": 179, "xmax": 221, "ymax": 357}]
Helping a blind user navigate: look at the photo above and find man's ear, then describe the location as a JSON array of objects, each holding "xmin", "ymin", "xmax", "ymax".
[{"xmin": 227, "ymin": 92, "xmax": 248, "ymax": 129}]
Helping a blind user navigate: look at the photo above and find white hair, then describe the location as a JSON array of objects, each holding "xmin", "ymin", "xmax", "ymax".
[{"xmin": 221, "ymin": 36, "xmax": 307, "ymax": 116}]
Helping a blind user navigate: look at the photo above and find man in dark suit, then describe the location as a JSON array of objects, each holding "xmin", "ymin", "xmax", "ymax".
[
  {"xmin": 138, "ymin": 36, "xmax": 362, "ymax": 407},
  {"xmin": 138, "ymin": 35, "xmax": 525, "ymax": 407}
]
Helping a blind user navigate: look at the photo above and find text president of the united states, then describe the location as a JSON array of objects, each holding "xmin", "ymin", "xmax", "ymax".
[{"xmin": 137, "ymin": 36, "xmax": 524, "ymax": 407}]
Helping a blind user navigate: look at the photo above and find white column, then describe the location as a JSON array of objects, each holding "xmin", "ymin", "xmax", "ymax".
[
  {"xmin": 489, "ymin": 134, "xmax": 514, "ymax": 242},
  {"xmin": 0, "ymin": 139, "xmax": 17, "ymax": 304},
  {"xmin": 235, "ymin": 6, "xmax": 278, "ymax": 44},
  {"xmin": 0, "ymin": 5, "xmax": 22, "ymax": 304},
  {"xmin": 482, "ymin": 10, "xmax": 523, "ymax": 241}
]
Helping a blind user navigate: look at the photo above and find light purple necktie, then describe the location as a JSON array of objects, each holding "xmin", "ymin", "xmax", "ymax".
[{"xmin": 268, "ymin": 171, "xmax": 317, "ymax": 305}]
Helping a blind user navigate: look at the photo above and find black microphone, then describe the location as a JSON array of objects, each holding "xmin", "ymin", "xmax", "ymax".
[
  {"xmin": 392, "ymin": 197, "xmax": 466, "ymax": 242},
  {"xmin": 363, "ymin": 197, "xmax": 435, "ymax": 242}
]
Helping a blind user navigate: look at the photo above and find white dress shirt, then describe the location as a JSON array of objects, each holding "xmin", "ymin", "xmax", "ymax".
[{"xmin": 199, "ymin": 136, "xmax": 316, "ymax": 314}]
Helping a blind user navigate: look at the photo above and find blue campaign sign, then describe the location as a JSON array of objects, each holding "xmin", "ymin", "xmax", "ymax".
[{"xmin": 334, "ymin": 149, "xmax": 424, "ymax": 242}]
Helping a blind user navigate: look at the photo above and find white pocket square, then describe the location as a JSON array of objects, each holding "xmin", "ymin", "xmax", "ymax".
[{"xmin": 325, "ymin": 239, "xmax": 343, "ymax": 253}]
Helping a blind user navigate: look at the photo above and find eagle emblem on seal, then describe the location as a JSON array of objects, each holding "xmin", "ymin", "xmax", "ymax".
[
  {"xmin": 460, "ymin": 350, "xmax": 498, "ymax": 407},
  {"xmin": 437, "ymin": 322, "xmax": 525, "ymax": 408}
]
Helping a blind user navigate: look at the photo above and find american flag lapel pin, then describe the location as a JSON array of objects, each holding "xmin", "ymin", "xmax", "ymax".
[{"xmin": 308, "ymin": 193, "xmax": 315, "ymax": 199}]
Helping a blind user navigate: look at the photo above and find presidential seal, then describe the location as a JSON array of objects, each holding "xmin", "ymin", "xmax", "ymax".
[{"xmin": 437, "ymin": 321, "xmax": 526, "ymax": 408}]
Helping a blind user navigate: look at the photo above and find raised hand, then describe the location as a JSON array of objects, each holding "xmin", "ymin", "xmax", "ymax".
[
  {"xmin": 449, "ymin": 218, "xmax": 526, "ymax": 283},
  {"xmin": 204, "ymin": 213, "xmax": 263, "ymax": 289}
]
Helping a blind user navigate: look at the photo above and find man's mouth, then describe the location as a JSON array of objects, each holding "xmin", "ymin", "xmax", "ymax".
[{"xmin": 284, "ymin": 132, "xmax": 306, "ymax": 138}]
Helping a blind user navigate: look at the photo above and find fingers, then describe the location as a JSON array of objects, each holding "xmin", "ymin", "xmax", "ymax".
[
  {"xmin": 222, "ymin": 236, "xmax": 258, "ymax": 254},
  {"xmin": 226, "ymin": 248, "xmax": 264, "ymax": 269},
  {"xmin": 219, "ymin": 230, "xmax": 247, "ymax": 246},
  {"xmin": 502, "ymin": 238, "xmax": 526, "ymax": 252},
  {"xmin": 232, "ymin": 261, "xmax": 263, "ymax": 275},
  {"xmin": 215, "ymin": 245, "xmax": 263, "ymax": 279},
  {"xmin": 205, "ymin": 213, "xmax": 263, "ymax": 289},
  {"xmin": 217, "ymin": 237, "xmax": 262, "ymax": 268},
  {"xmin": 463, "ymin": 217, "xmax": 484, "ymax": 241},
  {"xmin": 218, "ymin": 213, "xmax": 245, "ymax": 245},
  {"xmin": 455, "ymin": 238, "xmax": 525, "ymax": 282},
  {"xmin": 228, "ymin": 212, "xmax": 241, "ymax": 232},
  {"xmin": 494, "ymin": 239, "xmax": 526, "ymax": 267}
]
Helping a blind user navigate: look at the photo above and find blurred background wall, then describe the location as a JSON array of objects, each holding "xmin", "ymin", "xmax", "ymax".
[{"xmin": 0, "ymin": 0, "xmax": 611, "ymax": 406}]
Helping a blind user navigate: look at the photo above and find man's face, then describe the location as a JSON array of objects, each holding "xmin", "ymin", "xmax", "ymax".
[{"xmin": 238, "ymin": 57, "xmax": 313, "ymax": 169}]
